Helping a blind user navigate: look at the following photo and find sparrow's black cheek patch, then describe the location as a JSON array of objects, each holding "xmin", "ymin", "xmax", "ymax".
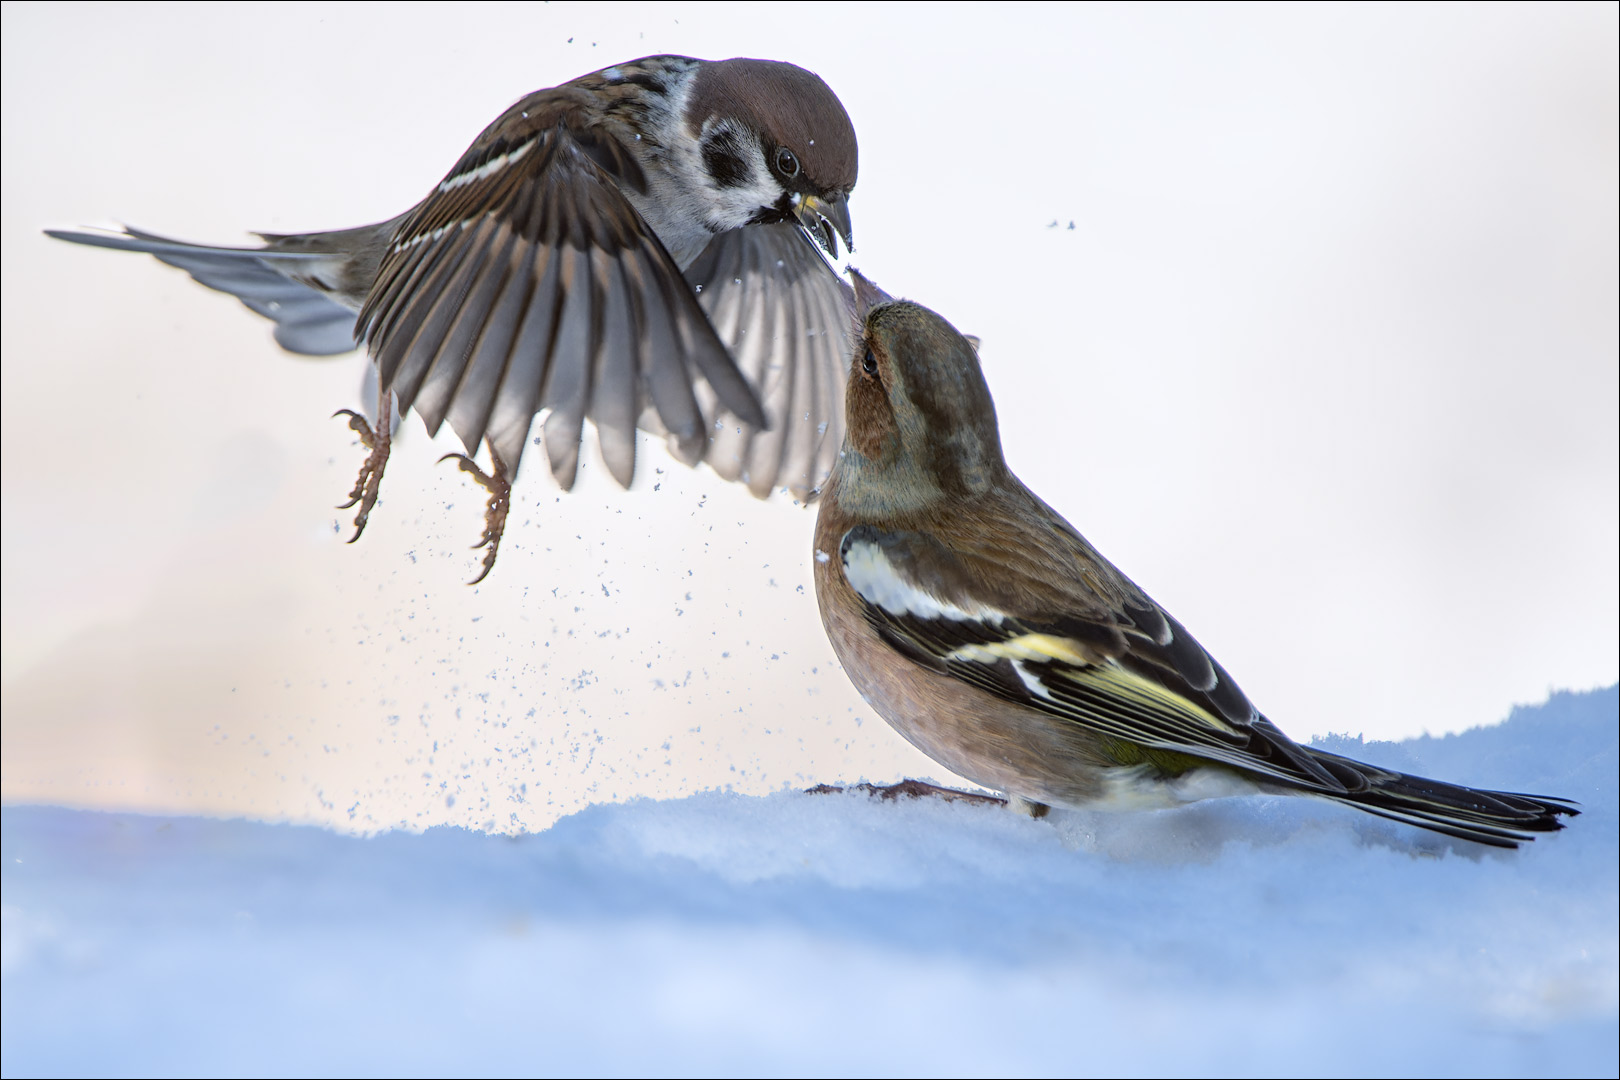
[{"xmin": 702, "ymin": 141, "xmax": 750, "ymax": 189}]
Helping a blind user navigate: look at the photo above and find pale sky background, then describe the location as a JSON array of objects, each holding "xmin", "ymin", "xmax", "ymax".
[{"xmin": 3, "ymin": 2, "xmax": 1615, "ymax": 832}]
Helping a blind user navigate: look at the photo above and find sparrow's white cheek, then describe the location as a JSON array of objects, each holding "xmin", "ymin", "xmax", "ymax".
[{"xmin": 692, "ymin": 118, "xmax": 784, "ymax": 230}]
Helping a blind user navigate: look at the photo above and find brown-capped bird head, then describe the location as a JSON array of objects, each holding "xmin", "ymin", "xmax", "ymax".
[
  {"xmin": 684, "ymin": 59, "xmax": 857, "ymax": 257},
  {"xmin": 839, "ymin": 297, "xmax": 1007, "ymax": 512}
]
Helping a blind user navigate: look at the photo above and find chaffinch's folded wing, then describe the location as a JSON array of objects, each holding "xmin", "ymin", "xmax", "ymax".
[{"xmin": 835, "ymin": 521, "xmax": 1360, "ymax": 793}]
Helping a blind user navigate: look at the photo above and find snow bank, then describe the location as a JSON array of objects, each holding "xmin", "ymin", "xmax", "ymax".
[{"xmin": 3, "ymin": 687, "xmax": 1615, "ymax": 1077}]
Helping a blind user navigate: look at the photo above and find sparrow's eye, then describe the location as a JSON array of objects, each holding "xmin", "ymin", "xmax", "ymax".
[
  {"xmin": 861, "ymin": 350, "xmax": 878, "ymax": 376},
  {"xmin": 774, "ymin": 147, "xmax": 800, "ymax": 178}
]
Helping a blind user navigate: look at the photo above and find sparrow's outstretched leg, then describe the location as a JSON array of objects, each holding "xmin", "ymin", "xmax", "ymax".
[
  {"xmin": 440, "ymin": 445, "xmax": 511, "ymax": 585},
  {"xmin": 807, "ymin": 780, "xmax": 1039, "ymax": 814},
  {"xmin": 333, "ymin": 383, "xmax": 392, "ymax": 542}
]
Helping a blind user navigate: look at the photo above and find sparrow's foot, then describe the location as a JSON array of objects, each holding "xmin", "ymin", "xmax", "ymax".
[
  {"xmin": 807, "ymin": 779, "xmax": 1022, "ymax": 811},
  {"xmin": 333, "ymin": 391, "xmax": 392, "ymax": 542},
  {"xmin": 440, "ymin": 446, "xmax": 510, "ymax": 585}
]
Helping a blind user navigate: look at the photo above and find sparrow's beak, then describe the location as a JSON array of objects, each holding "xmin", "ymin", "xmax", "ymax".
[{"xmin": 794, "ymin": 193, "xmax": 853, "ymax": 258}]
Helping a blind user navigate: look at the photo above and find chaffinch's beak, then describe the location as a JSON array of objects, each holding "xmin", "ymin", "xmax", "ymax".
[
  {"xmin": 846, "ymin": 267, "xmax": 892, "ymax": 323},
  {"xmin": 795, "ymin": 193, "xmax": 853, "ymax": 258}
]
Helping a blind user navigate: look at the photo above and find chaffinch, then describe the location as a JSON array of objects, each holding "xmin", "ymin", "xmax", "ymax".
[{"xmin": 812, "ymin": 285, "xmax": 1576, "ymax": 847}]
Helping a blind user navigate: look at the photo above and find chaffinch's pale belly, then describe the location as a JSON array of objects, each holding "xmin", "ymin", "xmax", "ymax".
[{"xmin": 813, "ymin": 517, "xmax": 1127, "ymax": 809}]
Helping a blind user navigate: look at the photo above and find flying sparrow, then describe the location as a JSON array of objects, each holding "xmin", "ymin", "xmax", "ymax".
[
  {"xmin": 813, "ymin": 280, "xmax": 1576, "ymax": 847},
  {"xmin": 48, "ymin": 55, "xmax": 858, "ymax": 581}
]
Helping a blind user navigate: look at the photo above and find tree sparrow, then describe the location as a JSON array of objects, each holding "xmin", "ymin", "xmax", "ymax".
[{"xmin": 49, "ymin": 55, "xmax": 858, "ymax": 581}]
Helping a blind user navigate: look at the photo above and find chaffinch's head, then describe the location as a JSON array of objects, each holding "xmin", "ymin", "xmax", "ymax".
[{"xmin": 842, "ymin": 300, "xmax": 1008, "ymax": 512}]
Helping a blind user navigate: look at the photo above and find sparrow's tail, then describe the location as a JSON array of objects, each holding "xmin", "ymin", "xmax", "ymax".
[
  {"xmin": 44, "ymin": 221, "xmax": 397, "ymax": 355},
  {"xmin": 1301, "ymin": 746, "xmax": 1579, "ymax": 848}
]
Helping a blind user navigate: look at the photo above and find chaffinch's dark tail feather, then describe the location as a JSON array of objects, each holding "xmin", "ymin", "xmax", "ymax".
[
  {"xmin": 45, "ymin": 223, "xmax": 385, "ymax": 355},
  {"xmin": 1299, "ymin": 747, "xmax": 1579, "ymax": 848}
]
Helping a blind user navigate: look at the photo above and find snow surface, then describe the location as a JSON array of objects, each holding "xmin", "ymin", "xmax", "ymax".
[{"xmin": 3, "ymin": 687, "xmax": 1616, "ymax": 1077}]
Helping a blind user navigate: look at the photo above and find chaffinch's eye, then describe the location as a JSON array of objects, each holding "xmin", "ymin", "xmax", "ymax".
[
  {"xmin": 774, "ymin": 147, "xmax": 800, "ymax": 178},
  {"xmin": 862, "ymin": 350, "xmax": 878, "ymax": 376}
]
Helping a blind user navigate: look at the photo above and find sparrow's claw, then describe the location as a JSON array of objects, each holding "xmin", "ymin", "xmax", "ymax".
[
  {"xmin": 333, "ymin": 391, "xmax": 391, "ymax": 541},
  {"xmin": 333, "ymin": 408, "xmax": 377, "ymax": 451},
  {"xmin": 806, "ymin": 779, "xmax": 1019, "ymax": 811},
  {"xmin": 440, "ymin": 446, "xmax": 511, "ymax": 585}
]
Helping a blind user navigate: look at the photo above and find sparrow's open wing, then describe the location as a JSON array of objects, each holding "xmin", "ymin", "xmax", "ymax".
[
  {"xmin": 835, "ymin": 523, "xmax": 1357, "ymax": 792},
  {"xmin": 359, "ymin": 91, "xmax": 765, "ymax": 489},
  {"xmin": 42, "ymin": 225, "xmax": 365, "ymax": 357},
  {"xmin": 684, "ymin": 224, "xmax": 855, "ymax": 499}
]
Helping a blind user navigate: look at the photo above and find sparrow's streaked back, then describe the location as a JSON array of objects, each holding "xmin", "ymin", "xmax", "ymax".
[
  {"xmin": 813, "ymin": 288, "xmax": 1576, "ymax": 848},
  {"xmin": 49, "ymin": 55, "xmax": 858, "ymax": 580}
]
